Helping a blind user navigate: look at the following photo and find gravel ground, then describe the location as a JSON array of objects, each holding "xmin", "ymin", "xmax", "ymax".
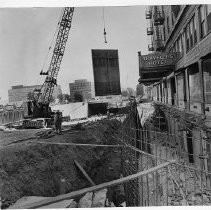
[{"xmin": 0, "ymin": 129, "xmax": 44, "ymax": 147}]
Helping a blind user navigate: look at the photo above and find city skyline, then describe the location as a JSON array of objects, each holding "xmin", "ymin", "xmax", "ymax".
[{"xmin": 0, "ymin": 6, "xmax": 148, "ymax": 102}]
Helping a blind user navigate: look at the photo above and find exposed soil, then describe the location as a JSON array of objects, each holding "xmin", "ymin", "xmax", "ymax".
[{"xmin": 0, "ymin": 119, "xmax": 122, "ymax": 208}]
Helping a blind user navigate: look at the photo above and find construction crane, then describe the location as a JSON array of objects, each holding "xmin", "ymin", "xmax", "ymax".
[{"xmin": 25, "ymin": 7, "xmax": 74, "ymax": 120}]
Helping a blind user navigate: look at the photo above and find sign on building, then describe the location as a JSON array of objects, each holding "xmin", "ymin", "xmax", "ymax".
[
  {"xmin": 139, "ymin": 52, "xmax": 181, "ymax": 69},
  {"xmin": 138, "ymin": 52, "xmax": 181, "ymax": 85}
]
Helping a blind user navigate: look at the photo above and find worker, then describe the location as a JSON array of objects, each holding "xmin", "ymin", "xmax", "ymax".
[
  {"xmin": 107, "ymin": 108, "xmax": 110, "ymax": 119},
  {"xmin": 58, "ymin": 111, "xmax": 63, "ymax": 134},
  {"xmin": 54, "ymin": 111, "xmax": 61, "ymax": 134}
]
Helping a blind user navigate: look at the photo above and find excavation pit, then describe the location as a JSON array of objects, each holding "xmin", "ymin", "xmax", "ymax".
[{"xmin": 0, "ymin": 119, "xmax": 123, "ymax": 208}]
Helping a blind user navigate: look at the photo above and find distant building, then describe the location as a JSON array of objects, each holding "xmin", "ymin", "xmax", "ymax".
[
  {"xmin": 8, "ymin": 85, "xmax": 62, "ymax": 103},
  {"xmin": 69, "ymin": 79, "xmax": 94, "ymax": 101}
]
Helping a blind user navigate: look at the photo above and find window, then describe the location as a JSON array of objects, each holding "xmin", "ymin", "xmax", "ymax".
[
  {"xmin": 185, "ymin": 24, "xmax": 190, "ymax": 51},
  {"xmin": 163, "ymin": 81, "xmax": 167, "ymax": 104},
  {"xmin": 185, "ymin": 15, "xmax": 197, "ymax": 52},
  {"xmin": 171, "ymin": 5, "xmax": 181, "ymax": 18},
  {"xmin": 172, "ymin": 43, "xmax": 176, "ymax": 52},
  {"xmin": 170, "ymin": 77, "xmax": 176, "ymax": 105},
  {"xmin": 202, "ymin": 59, "xmax": 211, "ymax": 104},
  {"xmin": 172, "ymin": 12, "xmax": 175, "ymax": 26},
  {"xmin": 199, "ymin": 5, "xmax": 206, "ymax": 38},
  {"xmin": 179, "ymin": 35, "xmax": 183, "ymax": 54},
  {"xmin": 188, "ymin": 64, "xmax": 202, "ymax": 103},
  {"xmin": 193, "ymin": 15, "xmax": 197, "ymax": 43},
  {"xmin": 207, "ymin": 5, "xmax": 211, "ymax": 31},
  {"xmin": 157, "ymin": 86, "xmax": 159, "ymax": 101},
  {"xmin": 173, "ymin": 35, "xmax": 183, "ymax": 54},
  {"xmin": 176, "ymin": 72, "xmax": 186, "ymax": 108},
  {"xmin": 189, "ymin": 19, "xmax": 194, "ymax": 47},
  {"xmin": 176, "ymin": 39, "xmax": 179, "ymax": 52},
  {"xmin": 163, "ymin": 26, "xmax": 166, "ymax": 41},
  {"xmin": 159, "ymin": 84, "xmax": 162, "ymax": 102}
]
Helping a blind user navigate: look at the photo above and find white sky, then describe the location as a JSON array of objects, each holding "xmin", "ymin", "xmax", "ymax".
[
  {"xmin": 0, "ymin": 0, "xmax": 205, "ymax": 102},
  {"xmin": 0, "ymin": 6, "xmax": 148, "ymax": 101}
]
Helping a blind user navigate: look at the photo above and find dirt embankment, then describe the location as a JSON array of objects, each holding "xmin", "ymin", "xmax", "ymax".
[{"xmin": 0, "ymin": 119, "xmax": 122, "ymax": 208}]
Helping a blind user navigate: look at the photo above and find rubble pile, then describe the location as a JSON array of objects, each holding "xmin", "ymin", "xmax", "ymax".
[
  {"xmin": 11, "ymin": 187, "xmax": 126, "ymax": 208},
  {"xmin": 159, "ymin": 164, "xmax": 211, "ymax": 206},
  {"xmin": 138, "ymin": 155, "xmax": 211, "ymax": 206}
]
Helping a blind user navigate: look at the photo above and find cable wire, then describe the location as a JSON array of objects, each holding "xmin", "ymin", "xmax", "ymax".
[
  {"xmin": 102, "ymin": 7, "xmax": 107, "ymax": 44},
  {"xmin": 41, "ymin": 8, "xmax": 65, "ymax": 74}
]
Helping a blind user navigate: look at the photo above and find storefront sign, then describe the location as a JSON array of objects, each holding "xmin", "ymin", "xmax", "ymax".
[{"xmin": 139, "ymin": 52, "xmax": 180, "ymax": 69}]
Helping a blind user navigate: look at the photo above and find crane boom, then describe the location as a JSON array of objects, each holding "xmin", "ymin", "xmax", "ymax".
[{"xmin": 38, "ymin": 7, "xmax": 74, "ymax": 104}]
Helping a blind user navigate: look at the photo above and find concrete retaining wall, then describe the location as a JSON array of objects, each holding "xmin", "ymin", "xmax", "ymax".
[
  {"xmin": 51, "ymin": 103, "xmax": 88, "ymax": 120},
  {"xmin": 0, "ymin": 110, "xmax": 24, "ymax": 125}
]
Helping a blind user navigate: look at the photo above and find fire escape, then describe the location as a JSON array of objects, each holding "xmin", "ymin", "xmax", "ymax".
[{"xmin": 146, "ymin": 6, "xmax": 165, "ymax": 52}]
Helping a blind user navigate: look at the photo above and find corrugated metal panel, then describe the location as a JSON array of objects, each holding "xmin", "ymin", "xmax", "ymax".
[{"xmin": 92, "ymin": 49, "xmax": 121, "ymax": 96}]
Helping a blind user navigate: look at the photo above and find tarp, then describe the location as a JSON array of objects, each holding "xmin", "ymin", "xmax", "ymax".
[{"xmin": 136, "ymin": 102, "xmax": 155, "ymax": 126}]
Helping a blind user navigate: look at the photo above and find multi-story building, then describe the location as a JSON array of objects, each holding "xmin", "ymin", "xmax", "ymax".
[
  {"xmin": 8, "ymin": 84, "xmax": 62, "ymax": 103},
  {"xmin": 136, "ymin": 5, "xmax": 211, "ymax": 198},
  {"xmin": 139, "ymin": 4, "xmax": 211, "ymax": 121},
  {"xmin": 69, "ymin": 79, "xmax": 94, "ymax": 101}
]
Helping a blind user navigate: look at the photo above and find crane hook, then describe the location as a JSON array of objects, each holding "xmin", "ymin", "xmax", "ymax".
[
  {"xmin": 104, "ymin": 28, "xmax": 107, "ymax": 44},
  {"xmin": 103, "ymin": 8, "xmax": 107, "ymax": 44}
]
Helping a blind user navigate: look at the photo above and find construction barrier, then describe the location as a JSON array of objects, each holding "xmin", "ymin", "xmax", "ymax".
[{"xmin": 0, "ymin": 110, "xmax": 24, "ymax": 125}]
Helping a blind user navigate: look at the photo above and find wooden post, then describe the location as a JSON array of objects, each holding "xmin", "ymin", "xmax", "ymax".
[{"xmin": 74, "ymin": 160, "xmax": 96, "ymax": 186}]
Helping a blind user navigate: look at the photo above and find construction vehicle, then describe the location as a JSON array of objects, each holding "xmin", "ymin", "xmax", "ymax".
[{"xmin": 22, "ymin": 7, "xmax": 74, "ymax": 128}]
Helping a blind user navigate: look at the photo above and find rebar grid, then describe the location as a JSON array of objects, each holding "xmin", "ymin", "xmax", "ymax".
[{"xmin": 117, "ymin": 103, "xmax": 211, "ymax": 206}]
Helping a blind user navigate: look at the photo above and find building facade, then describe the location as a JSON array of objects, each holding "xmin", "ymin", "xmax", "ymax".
[
  {"xmin": 69, "ymin": 79, "xmax": 94, "ymax": 101},
  {"xmin": 134, "ymin": 5, "xmax": 211, "ymax": 198},
  {"xmin": 141, "ymin": 4, "xmax": 211, "ymax": 123},
  {"xmin": 8, "ymin": 85, "xmax": 62, "ymax": 103}
]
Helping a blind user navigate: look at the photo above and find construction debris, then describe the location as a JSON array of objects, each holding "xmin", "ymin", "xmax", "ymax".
[
  {"xmin": 92, "ymin": 188, "xmax": 107, "ymax": 207},
  {"xmin": 10, "ymin": 196, "xmax": 77, "ymax": 209},
  {"xmin": 78, "ymin": 192, "xmax": 93, "ymax": 208},
  {"xmin": 10, "ymin": 188, "xmax": 114, "ymax": 208}
]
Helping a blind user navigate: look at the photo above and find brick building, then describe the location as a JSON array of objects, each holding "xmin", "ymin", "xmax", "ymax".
[
  {"xmin": 135, "ymin": 4, "xmax": 211, "ymax": 200},
  {"xmin": 8, "ymin": 85, "xmax": 62, "ymax": 103},
  {"xmin": 140, "ymin": 4, "xmax": 211, "ymax": 123},
  {"xmin": 69, "ymin": 79, "xmax": 94, "ymax": 101}
]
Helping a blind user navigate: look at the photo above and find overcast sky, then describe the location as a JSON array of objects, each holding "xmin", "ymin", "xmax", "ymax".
[{"xmin": 0, "ymin": 6, "xmax": 148, "ymax": 101}]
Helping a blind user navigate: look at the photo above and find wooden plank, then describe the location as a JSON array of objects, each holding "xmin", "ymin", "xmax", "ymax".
[
  {"xmin": 33, "ymin": 141, "xmax": 122, "ymax": 148},
  {"xmin": 15, "ymin": 161, "xmax": 174, "ymax": 209},
  {"xmin": 74, "ymin": 160, "xmax": 96, "ymax": 186}
]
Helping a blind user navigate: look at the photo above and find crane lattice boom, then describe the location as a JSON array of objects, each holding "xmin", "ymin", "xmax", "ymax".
[{"xmin": 38, "ymin": 7, "xmax": 74, "ymax": 104}]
